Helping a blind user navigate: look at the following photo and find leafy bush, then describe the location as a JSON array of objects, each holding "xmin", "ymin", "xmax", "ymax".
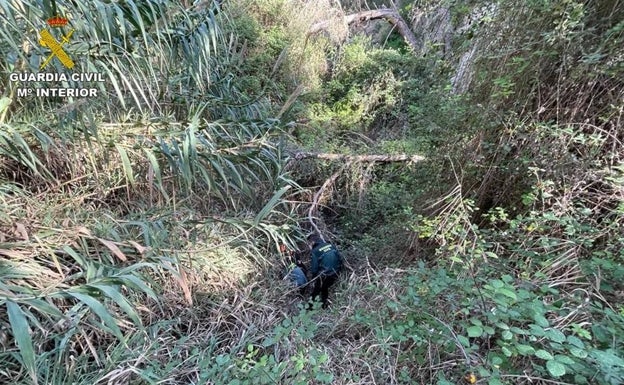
[{"xmin": 352, "ymin": 262, "xmax": 624, "ymax": 384}]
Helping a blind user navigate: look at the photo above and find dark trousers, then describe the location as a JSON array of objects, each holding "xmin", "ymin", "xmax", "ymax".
[{"xmin": 310, "ymin": 273, "xmax": 338, "ymax": 308}]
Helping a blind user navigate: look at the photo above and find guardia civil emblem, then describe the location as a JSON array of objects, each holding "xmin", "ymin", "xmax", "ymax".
[{"xmin": 39, "ymin": 15, "xmax": 74, "ymax": 70}]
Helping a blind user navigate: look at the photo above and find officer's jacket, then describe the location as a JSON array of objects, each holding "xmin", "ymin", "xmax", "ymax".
[{"xmin": 311, "ymin": 241, "xmax": 342, "ymax": 276}]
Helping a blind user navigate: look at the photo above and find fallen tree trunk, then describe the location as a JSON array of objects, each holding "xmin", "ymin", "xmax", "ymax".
[
  {"xmin": 309, "ymin": 8, "xmax": 420, "ymax": 52},
  {"xmin": 293, "ymin": 152, "xmax": 426, "ymax": 163}
]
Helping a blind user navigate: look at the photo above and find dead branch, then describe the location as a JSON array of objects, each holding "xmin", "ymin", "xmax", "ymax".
[
  {"xmin": 308, "ymin": 166, "xmax": 347, "ymax": 242},
  {"xmin": 309, "ymin": 8, "xmax": 420, "ymax": 52},
  {"xmin": 293, "ymin": 152, "xmax": 426, "ymax": 163}
]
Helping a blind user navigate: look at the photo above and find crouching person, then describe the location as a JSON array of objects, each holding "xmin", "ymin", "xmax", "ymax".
[
  {"xmin": 286, "ymin": 259, "xmax": 308, "ymax": 296},
  {"xmin": 308, "ymin": 233, "xmax": 343, "ymax": 308}
]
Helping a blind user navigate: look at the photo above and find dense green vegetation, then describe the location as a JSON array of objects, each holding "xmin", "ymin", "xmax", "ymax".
[{"xmin": 1, "ymin": 0, "xmax": 623, "ymax": 384}]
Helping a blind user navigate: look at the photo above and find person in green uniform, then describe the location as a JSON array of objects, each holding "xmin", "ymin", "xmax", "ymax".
[{"xmin": 308, "ymin": 233, "xmax": 343, "ymax": 308}]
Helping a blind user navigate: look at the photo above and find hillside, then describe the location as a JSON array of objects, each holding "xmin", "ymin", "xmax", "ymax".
[{"xmin": 1, "ymin": 1, "xmax": 623, "ymax": 384}]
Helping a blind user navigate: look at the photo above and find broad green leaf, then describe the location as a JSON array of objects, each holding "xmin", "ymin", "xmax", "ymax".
[
  {"xmin": 567, "ymin": 335, "xmax": 584, "ymax": 348},
  {"xmin": 546, "ymin": 328, "xmax": 566, "ymax": 343},
  {"xmin": 554, "ymin": 355, "xmax": 575, "ymax": 365},
  {"xmin": 467, "ymin": 325, "xmax": 483, "ymax": 337},
  {"xmin": 496, "ymin": 322, "xmax": 510, "ymax": 330},
  {"xmin": 573, "ymin": 375, "xmax": 588, "ymax": 384},
  {"xmin": 528, "ymin": 323, "xmax": 545, "ymax": 336},
  {"xmin": 535, "ymin": 349, "xmax": 554, "ymax": 360},
  {"xmin": 457, "ymin": 335, "xmax": 470, "ymax": 347},
  {"xmin": 516, "ymin": 344, "xmax": 535, "ymax": 355},
  {"xmin": 590, "ymin": 349, "xmax": 624, "ymax": 367},
  {"xmin": 6, "ymin": 301, "xmax": 37, "ymax": 384},
  {"xmin": 546, "ymin": 360, "xmax": 566, "ymax": 377},
  {"xmin": 570, "ymin": 347, "xmax": 587, "ymax": 358},
  {"xmin": 533, "ymin": 313, "xmax": 549, "ymax": 327},
  {"xmin": 502, "ymin": 330, "xmax": 513, "ymax": 340},
  {"xmin": 496, "ymin": 288, "xmax": 517, "ymax": 300},
  {"xmin": 470, "ymin": 318, "xmax": 483, "ymax": 326}
]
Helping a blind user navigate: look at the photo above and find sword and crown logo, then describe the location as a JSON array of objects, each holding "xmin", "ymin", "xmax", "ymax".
[{"xmin": 39, "ymin": 15, "xmax": 75, "ymax": 70}]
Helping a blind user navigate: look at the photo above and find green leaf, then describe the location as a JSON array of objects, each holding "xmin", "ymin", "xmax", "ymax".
[
  {"xmin": 118, "ymin": 274, "xmax": 158, "ymax": 300},
  {"xmin": 533, "ymin": 313, "xmax": 549, "ymax": 327},
  {"xmin": 569, "ymin": 347, "xmax": 587, "ymax": 358},
  {"xmin": 590, "ymin": 349, "xmax": 624, "ymax": 367},
  {"xmin": 554, "ymin": 355, "xmax": 575, "ymax": 365},
  {"xmin": 470, "ymin": 318, "xmax": 483, "ymax": 326},
  {"xmin": 467, "ymin": 325, "xmax": 483, "ymax": 337},
  {"xmin": 488, "ymin": 378, "xmax": 504, "ymax": 385},
  {"xmin": 501, "ymin": 274, "xmax": 514, "ymax": 283},
  {"xmin": 496, "ymin": 322, "xmax": 510, "ymax": 330},
  {"xmin": 68, "ymin": 291, "xmax": 124, "ymax": 342},
  {"xmin": 535, "ymin": 349, "xmax": 554, "ymax": 360},
  {"xmin": 6, "ymin": 301, "xmax": 37, "ymax": 384},
  {"xmin": 490, "ymin": 355, "xmax": 503, "ymax": 366},
  {"xmin": 0, "ymin": 96, "xmax": 11, "ymax": 114},
  {"xmin": 253, "ymin": 185, "xmax": 290, "ymax": 226},
  {"xmin": 457, "ymin": 335, "xmax": 470, "ymax": 347},
  {"xmin": 567, "ymin": 335, "xmax": 584, "ymax": 348},
  {"xmin": 574, "ymin": 374, "xmax": 589, "ymax": 384},
  {"xmin": 115, "ymin": 144, "xmax": 135, "ymax": 186},
  {"xmin": 22, "ymin": 298, "xmax": 63, "ymax": 318},
  {"xmin": 88, "ymin": 283, "xmax": 142, "ymax": 326},
  {"xmin": 546, "ymin": 360, "xmax": 566, "ymax": 377},
  {"xmin": 516, "ymin": 344, "xmax": 536, "ymax": 355},
  {"xmin": 502, "ymin": 330, "xmax": 513, "ymax": 340},
  {"xmin": 485, "ymin": 251, "xmax": 498, "ymax": 259},
  {"xmin": 143, "ymin": 148, "xmax": 168, "ymax": 199},
  {"xmin": 528, "ymin": 324, "xmax": 545, "ymax": 336},
  {"xmin": 497, "ymin": 288, "xmax": 517, "ymax": 300},
  {"xmin": 546, "ymin": 328, "xmax": 566, "ymax": 343}
]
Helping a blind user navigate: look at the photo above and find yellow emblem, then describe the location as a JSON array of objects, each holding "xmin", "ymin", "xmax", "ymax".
[{"xmin": 39, "ymin": 16, "xmax": 74, "ymax": 70}]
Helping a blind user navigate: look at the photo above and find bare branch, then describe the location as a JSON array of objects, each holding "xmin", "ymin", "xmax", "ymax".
[
  {"xmin": 293, "ymin": 152, "xmax": 426, "ymax": 163},
  {"xmin": 308, "ymin": 167, "xmax": 345, "ymax": 242},
  {"xmin": 309, "ymin": 8, "xmax": 420, "ymax": 52}
]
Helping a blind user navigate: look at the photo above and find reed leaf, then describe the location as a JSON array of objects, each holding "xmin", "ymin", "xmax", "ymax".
[
  {"xmin": 254, "ymin": 186, "xmax": 291, "ymax": 226},
  {"xmin": 66, "ymin": 290, "xmax": 125, "ymax": 342},
  {"xmin": 6, "ymin": 300, "xmax": 38, "ymax": 385},
  {"xmin": 86, "ymin": 282, "xmax": 142, "ymax": 326}
]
